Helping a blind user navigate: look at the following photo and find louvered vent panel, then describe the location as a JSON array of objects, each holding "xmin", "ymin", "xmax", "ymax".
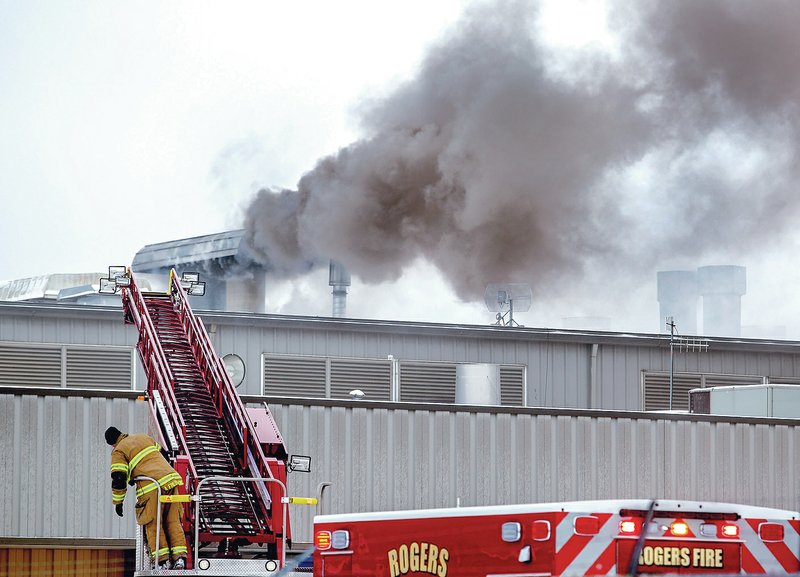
[
  {"xmin": 330, "ymin": 359, "xmax": 391, "ymax": 400},
  {"xmin": 642, "ymin": 372, "xmax": 702, "ymax": 411},
  {"xmin": 702, "ymin": 373, "xmax": 763, "ymax": 387},
  {"xmin": 500, "ymin": 365, "xmax": 525, "ymax": 406},
  {"xmin": 399, "ymin": 362, "xmax": 456, "ymax": 403},
  {"xmin": 66, "ymin": 348, "xmax": 132, "ymax": 389},
  {"xmin": 767, "ymin": 377, "xmax": 800, "ymax": 385},
  {"xmin": 0, "ymin": 345, "xmax": 61, "ymax": 387},
  {"xmin": 264, "ymin": 355, "xmax": 326, "ymax": 397}
]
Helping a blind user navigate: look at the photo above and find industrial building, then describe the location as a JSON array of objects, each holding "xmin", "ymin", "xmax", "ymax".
[{"xmin": 2, "ymin": 231, "xmax": 800, "ymax": 574}]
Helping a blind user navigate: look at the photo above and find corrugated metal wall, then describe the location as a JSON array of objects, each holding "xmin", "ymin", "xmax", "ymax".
[
  {"xmin": 3, "ymin": 387, "xmax": 799, "ymax": 546},
  {"xmin": 203, "ymin": 314, "xmax": 800, "ymax": 410},
  {"xmin": 0, "ymin": 389, "xmax": 147, "ymax": 540},
  {"xmin": 4, "ymin": 303, "xmax": 800, "ymax": 410}
]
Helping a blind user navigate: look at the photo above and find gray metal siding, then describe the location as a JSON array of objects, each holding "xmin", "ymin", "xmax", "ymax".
[
  {"xmin": 0, "ymin": 306, "xmax": 136, "ymax": 347},
  {"xmin": 6, "ymin": 303, "xmax": 800, "ymax": 411},
  {"xmin": 3, "ymin": 389, "xmax": 800, "ymax": 546},
  {"xmin": 269, "ymin": 401, "xmax": 800, "ymax": 541},
  {"xmin": 0, "ymin": 390, "xmax": 147, "ymax": 539}
]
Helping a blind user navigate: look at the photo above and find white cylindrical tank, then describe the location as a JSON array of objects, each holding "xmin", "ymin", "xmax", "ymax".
[{"xmin": 455, "ymin": 364, "xmax": 501, "ymax": 405}]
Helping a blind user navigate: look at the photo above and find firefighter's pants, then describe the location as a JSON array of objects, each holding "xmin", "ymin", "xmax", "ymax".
[{"xmin": 139, "ymin": 487, "xmax": 188, "ymax": 563}]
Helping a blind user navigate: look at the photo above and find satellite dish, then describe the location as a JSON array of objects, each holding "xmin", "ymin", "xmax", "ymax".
[
  {"xmin": 484, "ymin": 283, "xmax": 532, "ymax": 327},
  {"xmin": 222, "ymin": 353, "xmax": 246, "ymax": 387}
]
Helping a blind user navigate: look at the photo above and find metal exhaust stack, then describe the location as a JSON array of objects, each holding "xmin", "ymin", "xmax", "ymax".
[{"xmin": 328, "ymin": 260, "xmax": 351, "ymax": 318}]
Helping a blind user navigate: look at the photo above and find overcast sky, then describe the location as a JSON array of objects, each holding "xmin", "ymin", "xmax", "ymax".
[{"xmin": 3, "ymin": 1, "xmax": 800, "ymax": 338}]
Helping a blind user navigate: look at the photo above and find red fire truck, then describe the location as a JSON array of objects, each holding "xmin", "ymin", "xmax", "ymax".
[{"xmin": 313, "ymin": 499, "xmax": 800, "ymax": 576}]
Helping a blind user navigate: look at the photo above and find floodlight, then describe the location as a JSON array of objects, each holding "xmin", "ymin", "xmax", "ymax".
[
  {"xmin": 187, "ymin": 282, "xmax": 206, "ymax": 296},
  {"xmin": 108, "ymin": 266, "xmax": 127, "ymax": 279},
  {"xmin": 115, "ymin": 276, "xmax": 131, "ymax": 287},
  {"xmin": 288, "ymin": 454, "xmax": 312, "ymax": 473},
  {"xmin": 99, "ymin": 278, "xmax": 117, "ymax": 294},
  {"xmin": 181, "ymin": 272, "xmax": 200, "ymax": 283}
]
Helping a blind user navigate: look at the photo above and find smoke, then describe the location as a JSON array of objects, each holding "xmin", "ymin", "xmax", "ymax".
[{"xmin": 243, "ymin": 0, "xmax": 800, "ymax": 307}]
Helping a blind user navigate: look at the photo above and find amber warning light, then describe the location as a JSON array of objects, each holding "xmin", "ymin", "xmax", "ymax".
[
  {"xmin": 670, "ymin": 521, "xmax": 690, "ymax": 537},
  {"xmin": 315, "ymin": 531, "xmax": 332, "ymax": 550},
  {"xmin": 721, "ymin": 524, "xmax": 739, "ymax": 537}
]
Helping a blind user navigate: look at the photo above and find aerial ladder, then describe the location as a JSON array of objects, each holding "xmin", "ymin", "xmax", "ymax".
[{"xmin": 104, "ymin": 267, "xmax": 306, "ymax": 573}]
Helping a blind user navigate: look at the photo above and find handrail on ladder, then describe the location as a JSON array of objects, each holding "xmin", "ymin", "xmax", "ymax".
[
  {"xmin": 122, "ymin": 270, "xmax": 197, "ymax": 485},
  {"xmin": 167, "ymin": 271, "xmax": 280, "ymax": 495}
]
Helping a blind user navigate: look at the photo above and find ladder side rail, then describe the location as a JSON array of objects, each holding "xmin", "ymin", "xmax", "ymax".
[
  {"xmin": 124, "ymin": 277, "xmax": 201, "ymax": 546},
  {"xmin": 122, "ymin": 275, "xmax": 198, "ymax": 484},
  {"xmin": 168, "ymin": 270, "xmax": 278, "ymax": 482},
  {"xmin": 171, "ymin": 294, "xmax": 278, "ymax": 535},
  {"xmin": 168, "ymin": 271, "xmax": 281, "ymax": 529}
]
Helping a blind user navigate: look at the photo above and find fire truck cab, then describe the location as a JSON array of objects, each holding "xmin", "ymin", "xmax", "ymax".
[{"xmin": 313, "ymin": 499, "xmax": 799, "ymax": 577}]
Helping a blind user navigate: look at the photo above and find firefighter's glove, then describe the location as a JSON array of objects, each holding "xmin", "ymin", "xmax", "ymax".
[
  {"xmin": 115, "ymin": 503, "xmax": 124, "ymax": 517},
  {"xmin": 111, "ymin": 471, "xmax": 127, "ymax": 491}
]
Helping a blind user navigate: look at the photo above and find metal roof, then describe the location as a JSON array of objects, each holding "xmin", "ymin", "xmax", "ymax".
[
  {"xmin": 0, "ymin": 273, "xmax": 105, "ymax": 302},
  {"xmin": 131, "ymin": 229, "xmax": 255, "ymax": 271}
]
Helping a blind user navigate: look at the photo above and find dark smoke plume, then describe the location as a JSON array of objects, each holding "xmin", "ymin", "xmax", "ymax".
[{"xmin": 244, "ymin": 0, "xmax": 800, "ymax": 306}]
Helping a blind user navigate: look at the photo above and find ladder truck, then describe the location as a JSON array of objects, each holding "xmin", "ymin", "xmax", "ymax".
[{"xmin": 106, "ymin": 267, "xmax": 309, "ymax": 574}]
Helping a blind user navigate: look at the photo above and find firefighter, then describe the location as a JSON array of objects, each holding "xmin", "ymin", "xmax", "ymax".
[{"xmin": 106, "ymin": 426, "xmax": 188, "ymax": 570}]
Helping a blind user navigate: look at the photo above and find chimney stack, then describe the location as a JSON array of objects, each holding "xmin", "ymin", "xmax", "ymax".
[
  {"xmin": 657, "ymin": 270, "xmax": 698, "ymax": 334},
  {"xmin": 697, "ymin": 265, "xmax": 746, "ymax": 337},
  {"xmin": 328, "ymin": 260, "xmax": 351, "ymax": 318}
]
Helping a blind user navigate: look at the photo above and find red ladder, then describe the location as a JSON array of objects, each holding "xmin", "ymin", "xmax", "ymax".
[{"xmin": 121, "ymin": 269, "xmax": 289, "ymax": 564}]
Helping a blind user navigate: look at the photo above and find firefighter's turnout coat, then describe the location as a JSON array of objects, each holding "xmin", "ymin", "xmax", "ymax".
[{"xmin": 110, "ymin": 433, "xmax": 183, "ymax": 526}]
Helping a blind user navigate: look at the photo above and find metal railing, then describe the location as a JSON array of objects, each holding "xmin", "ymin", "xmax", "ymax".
[
  {"xmin": 168, "ymin": 270, "xmax": 280, "ymax": 524},
  {"xmin": 193, "ymin": 476, "xmax": 289, "ymax": 568},
  {"xmin": 133, "ymin": 476, "xmax": 163, "ymax": 572},
  {"xmin": 122, "ymin": 271, "xmax": 198, "ymax": 484}
]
